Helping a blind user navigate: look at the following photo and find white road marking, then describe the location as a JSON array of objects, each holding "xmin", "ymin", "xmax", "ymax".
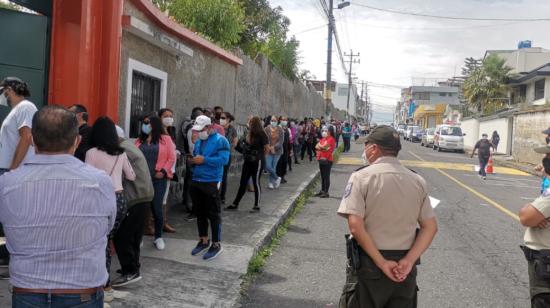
[{"xmin": 430, "ymin": 196, "xmax": 441, "ymax": 209}]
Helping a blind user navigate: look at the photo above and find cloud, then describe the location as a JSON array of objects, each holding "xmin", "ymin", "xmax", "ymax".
[{"xmin": 269, "ymin": 0, "xmax": 550, "ymax": 114}]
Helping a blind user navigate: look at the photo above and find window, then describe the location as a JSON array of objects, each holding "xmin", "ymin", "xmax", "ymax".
[
  {"xmin": 338, "ymin": 86, "xmax": 348, "ymax": 96},
  {"xmin": 129, "ymin": 72, "xmax": 161, "ymax": 138},
  {"xmin": 439, "ymin": 92, "xmax": 446, "ymax": 96},
  {"xmin": 535, "ymin": 79, "xmax": 545, "ymax": 101},
  {"xmin": 440, "ymin": 126, "xmax": 462, "ymax": 136},
  {"xmin": 413, "ymin": 92, "xmax": 430, "ymax": 100},
  {"xmin": 125, "ymin": 59, "xmax": 167, "ymax": 138}
]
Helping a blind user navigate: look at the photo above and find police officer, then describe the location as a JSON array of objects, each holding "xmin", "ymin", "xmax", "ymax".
[
  {"xmin": 519, "ymin": 145, "xmax": 550, "ymax": 307},
  {"xmin": 337, "ymin": 125, "xmax": 438, "ymax": 308}
]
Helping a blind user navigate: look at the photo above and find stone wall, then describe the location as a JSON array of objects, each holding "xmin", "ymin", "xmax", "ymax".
[{"xmin": 512, "ymin": 110, "xmax": 550, "ymax": 164}]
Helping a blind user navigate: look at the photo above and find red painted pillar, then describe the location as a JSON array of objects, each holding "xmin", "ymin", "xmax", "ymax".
[{"xmin": 48, "ymin": 0, "xmax": 123, "ymax": 123}]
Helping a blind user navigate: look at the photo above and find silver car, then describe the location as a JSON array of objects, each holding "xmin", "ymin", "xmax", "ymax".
[{"xmin": 421, "ymin": 128, "xmax": 436, "ymax": 147}]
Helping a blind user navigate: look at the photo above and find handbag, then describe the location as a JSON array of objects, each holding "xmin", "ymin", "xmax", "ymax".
[{"xmin": 237, "ymin": 137, "xmax": 258, "ymax": 162}]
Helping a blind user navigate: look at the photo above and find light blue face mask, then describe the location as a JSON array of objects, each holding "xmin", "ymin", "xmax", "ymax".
[{"xmin": 142, "ymin": 123, "xmax": 152, "ymax": 135}]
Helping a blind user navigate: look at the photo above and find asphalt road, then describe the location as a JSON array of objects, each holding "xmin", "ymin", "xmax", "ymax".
[{"xmin": 243, "ymin": 138, "xmax": 539, "ymax": 308}]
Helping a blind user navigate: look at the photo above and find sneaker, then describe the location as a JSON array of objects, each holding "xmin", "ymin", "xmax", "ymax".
[
  {"xmin": 203, "ymin": 243, "xmax": 224, "ymax": 261},
  {"xmin": 153, "ymin": 238, "xmax": 165, "ymax": 250},
  {"xmin": 184, "ymin": 213, "xmax": 197, "ymax": 221},
  {"xmin": 482, "ymin": 176, "xmax": 486, "ymax": 180},
  {"xmin": 104, "ymin": 289, "xmax": 114, "ymax": 303},
  {"xmin": 112, "ymin": 273, "xmax": 142, "ymax": 288},
  {"xmin": 320, "ymin": 192, "xmax": 330, "ymax": 198},
  {"xmin": 0, "ymin": 273, "xmax": 9, "ymax": 280},
  {"xmin": 268, "ymin": 182, "xmax": 274, "ymax": 189},
  {"xmin": 249, "ymin": 206, "xmax": 260, "ymax": 213},
  {"xmin": 314, "ymin": 191, "xmax": 324, "ymax": 197},
  {"xmin": 275, "ymin": 177, "xmax": 281, "ymax": 188},
  {"xmin": 104, "ymin": 304, "xmax": 111, "ymax": 308},
  {"xmin": 191, "ymin": 240, "xmax": 210, "ymax": 256},
  {"xmin": 281, "ymin": 178, "xmax": 287, "ymax": 184},
  {"xmin": 0, "ymin": 258, "xmax": 8, "ymax": 268}
]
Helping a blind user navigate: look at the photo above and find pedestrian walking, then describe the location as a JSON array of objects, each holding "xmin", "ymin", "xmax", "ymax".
[
  {"xmin": 264, "ymin": 116, "xmax": 284, "ymax": 189},
  {"xmin": 181, "ymin": 107, "xmax": 203, "ymax": 220},
  {"xmin": 342, "ymin": 122, "xmax": 352, "ymax": 152},
  {"xmin": 0, "ymin": 106, "xmax": 115, "ymax": 307},
  {"xmin": 314, "ymin": 126, "xmax": 336, "ymax": 198},
  {"xmin": 220, "ymin": 111, "xmax": 238, "ymax": 205},
  {"xmin": 85, "ymin": 116, "xmax": 136, "ymax": 301},
  {"xmin": 471, "ymin": 133, "xmax": 494, "ymax": 180},
  {"xmin": 227, "ymin": 116, "xmax": 269, "ymax": 212},
  {"xmin": 69, "ymin": 104, "xmax": 92, "ymax": 162},
  {"xmin": 189, "ymin": 115, "xmax": 230, "ymax": 261},
  {"xmin": 135, "ymin": 115, "xmax": 176, "ymax": 251},
  {"xmin": 491, "ymin": 130, "xmax": 500, "ymax": 153},
  {"xmin": 159, "ymin": 108, "xmax": 178, "ymax": 234},
  {"xmin": 519, "ymin": 144, "xmax": 550, "ymax": 308},
  {"xmin": 112, "ymin": 126, "xmax": 154, "ymax": 288},
  {"xmin": 335, "ymin": 120, "xmax": 342, "ymax": 148},
  {"xmin": 337, "ymin": 125, "xmax": 438, "ymax": 308},
  {"xmin": 301, "ymin": 120, "xmax": 316, "ymax": 161}
]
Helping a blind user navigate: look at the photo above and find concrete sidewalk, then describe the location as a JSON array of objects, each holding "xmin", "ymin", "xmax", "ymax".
[{"xmin": 0, "ymin": 159, "xmax": 320, "ymax": 307}]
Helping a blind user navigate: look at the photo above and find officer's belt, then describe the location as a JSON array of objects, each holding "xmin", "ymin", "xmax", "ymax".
[{"xmin": 359, "ymin": 249, "xmax": 409, "ymax": 259}]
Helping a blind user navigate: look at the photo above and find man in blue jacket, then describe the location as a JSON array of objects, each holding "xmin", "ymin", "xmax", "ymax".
[{"xmin": 189, "ymin": 115, "xmax": 230, "ymax": 261}]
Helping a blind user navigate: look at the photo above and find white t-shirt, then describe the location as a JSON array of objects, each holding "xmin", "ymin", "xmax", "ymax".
[{"xmin": 0, "ymin": 100, "xmax": 38, "ymax": 169}]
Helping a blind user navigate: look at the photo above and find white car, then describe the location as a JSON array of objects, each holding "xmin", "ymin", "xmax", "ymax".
[
  {"xmin": 397, "ymin": 124, "xmax": 407, "ymax": 136},
  {"xmin": 405, "ymin": 126, "xmax": 419, "ymax": 141},
  {"xmin": 433, "ymin": 125, "xmax": 465, "ymax": 153}
]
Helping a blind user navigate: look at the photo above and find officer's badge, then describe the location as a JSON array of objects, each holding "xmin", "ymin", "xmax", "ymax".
[{"xmin": 343, "ymin": 182, "xmax": 353, "ymax": 199}]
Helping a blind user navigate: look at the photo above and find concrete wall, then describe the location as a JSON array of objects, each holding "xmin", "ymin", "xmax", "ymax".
[
  {"xmin": 512, "ymin": 110, "xmax": 550, "ymax": 164},
  {"xmin": 461, "ymin": 118, "xmax": 480, "ymax": 150},
  {"xmin": 120, "ymin": 0, "xmax": 327, "ymax": 135}
]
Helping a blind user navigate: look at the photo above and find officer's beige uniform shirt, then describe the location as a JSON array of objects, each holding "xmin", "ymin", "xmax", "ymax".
[
  {"xmin": 524, "ymin": 194, "xmax": 550, "ymax": 250},
  {"xmin": 338, "ymin": 156, "xmax": 435, "ymax": 250}
]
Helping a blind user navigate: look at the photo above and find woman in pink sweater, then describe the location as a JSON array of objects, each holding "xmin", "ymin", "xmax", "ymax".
[
  {"xmin": 135, "ymin": 115, "xmax": 176, "ymax": 251},
  {"xmin": 85, "ymin": 116, "xmax": 136, "ymax": 300}
]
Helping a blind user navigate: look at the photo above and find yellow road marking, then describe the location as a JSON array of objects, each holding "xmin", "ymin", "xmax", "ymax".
[
  {"xmin": 407, "ymin": 151, "xmax": 520, "ymax": 221},
  {"xmin": 338, "ymin": 157, "xmax": 529, "ymax": 176}
]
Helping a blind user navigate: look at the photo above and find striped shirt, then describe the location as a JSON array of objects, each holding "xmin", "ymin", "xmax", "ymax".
[{"xmin": 0, "ymin": 154, "xmax": 116, "ymax": 289}]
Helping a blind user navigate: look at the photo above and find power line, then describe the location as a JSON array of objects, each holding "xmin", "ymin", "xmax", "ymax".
[
  {"xmin": 348, "ymin": 20, "xmax": 535, "ymax": 31},
  {"xmin": 294, "ymin": 24, "xmax": 327, "ymax": 34},
  {"xmin": 353, "ymin": 3, "xmax": 550, "ymax": 22}
]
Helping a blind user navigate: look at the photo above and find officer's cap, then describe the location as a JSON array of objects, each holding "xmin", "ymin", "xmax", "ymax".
[
  {"xmin": 535, "ymin": 145, "xmax": 550, "ymax": 154},
  {"xmin": 366, "ymin": 125, "xmax": 401, "ymax": 152}
]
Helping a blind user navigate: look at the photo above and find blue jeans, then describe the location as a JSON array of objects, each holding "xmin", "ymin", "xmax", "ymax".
[
  {"xmin": 12, "ymin": 291, "xmax": 103, "ymax": 308},
  {"xmin": 264, "ymin": 154, "xmax": 281, "ymax": 183},
  {"xmin": 151, "ymin": 179, "xmax": 168, "ymax": 239}
]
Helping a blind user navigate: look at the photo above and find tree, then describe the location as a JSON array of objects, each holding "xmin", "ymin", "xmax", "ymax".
[
  {"xmin": 461, "ymin": 57, "xmax": 482, "ymax": 77},
  {"xmin": 167, "ymin": 0, "xmax": 245, "ymax": 49},
  {"xmin": 463, "ymin": 54, "xmax": 512, "ymax": 113}
]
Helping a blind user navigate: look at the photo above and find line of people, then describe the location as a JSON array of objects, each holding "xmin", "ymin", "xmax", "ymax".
[{"xmin": 0, "ymin": 76, "xmax": 346, "ymax": 308}]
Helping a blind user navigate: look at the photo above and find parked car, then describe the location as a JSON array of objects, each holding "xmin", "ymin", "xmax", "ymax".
[
  {"xmin": 433, "ymin": 125, "xmax": 465, "ymax": 152},
  {"xmin": 421, "ymin": 127, "xmax": 436, "ymax": 147},
  {"xmin": 397, "ymin": 123, "xmax": 407, "ymax": 136},
  {"xmin": 404, "ymin": 125, "xmax": 418, "ymax": 141},
  {"xmin": 410, "ymin": 127, "xmax": 424, "ymax": 142}
]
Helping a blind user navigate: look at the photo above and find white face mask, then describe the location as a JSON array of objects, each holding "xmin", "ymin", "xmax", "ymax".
[
  {"xmin": 321, "ymin": 131, "xmax": 328, "ymax": 138},
  {"xmin": 0, "ymin": 93, "xmax": 8, "ymax": 107},
  {"xmin": 271, "ymin": 121, "xmax": 278, "ymax": 127},
  {"xmin": 281, "ymin": 121, "xmax": 288, "ymax": 127},
  {"xmin": 199, "ymin": 130, "xmax": 209, "ymax": 140},
  {"xmin": 220, "ymin": 119, "xmax": 227, "ymax": 126},
  {"xmin": 162, "ymin": 117, "xmax": 174, "ymax": 127}
]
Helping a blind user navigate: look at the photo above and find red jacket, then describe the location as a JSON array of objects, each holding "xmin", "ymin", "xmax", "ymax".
[{"xmin": 135, "ymin": 135, "xmax": 176, "ymax": 179}]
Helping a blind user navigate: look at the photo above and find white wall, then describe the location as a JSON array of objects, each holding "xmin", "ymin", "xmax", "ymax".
[
  {"xmin": 461, "ymin": 118, "xmax": 479, "ymax": 150},
  {"xmin": 479, "ymin": 118, "xmax": 511, "ymax": 155}
]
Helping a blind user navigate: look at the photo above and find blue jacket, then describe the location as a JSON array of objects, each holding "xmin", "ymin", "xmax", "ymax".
[{"xmin": 192, "ymin": 133, "xmax": 230, "ymax": 183}]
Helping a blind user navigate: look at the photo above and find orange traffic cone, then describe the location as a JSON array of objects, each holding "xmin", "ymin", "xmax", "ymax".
[{"xmin": 486, "ymin": 155, "xmax": 494, "ymax": 174}]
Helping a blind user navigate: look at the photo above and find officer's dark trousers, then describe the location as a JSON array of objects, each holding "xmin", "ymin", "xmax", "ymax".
[
  {"xmin": 190, "ymin": 181, "xmax": 222, "ymax": 243},
  {"xmin": 528, "ymin": 260, "xmax": 550, "ymax": 308},
  {"xmin": 340, "ymin": 253, "xmax": 417, "ymax": 308},
  {"xmin": 114, "ymin": 202, "xmax": 148, "ymax": 275}
]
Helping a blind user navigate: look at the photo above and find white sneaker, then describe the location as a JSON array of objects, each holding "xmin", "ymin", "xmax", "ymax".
[
  {"xmin": 275, "ymin": 177, "xmax": 281, "ymax": 188},
  {"xmin": 154, "ymin": 238, "xmax": 165, "ymax": 250},
  {"xmin": 104, "ymin": 303, "xmax": 111, "ymax": 308},
  {"xmin": 268, "ymin": 182, "xmax": 274, "ymax": 189}
]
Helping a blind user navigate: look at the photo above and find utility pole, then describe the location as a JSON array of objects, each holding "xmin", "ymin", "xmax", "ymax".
[
  {"xmin": 344, "ymin": 49, "xmax": 360, "ymax": 123},
  {"xmin": 324, "ymin": 0, "xmax": 350, "ymax": 119},
  {"xmin": 324, "ymin": 0, "xmax": 334, "ymax": 119}
]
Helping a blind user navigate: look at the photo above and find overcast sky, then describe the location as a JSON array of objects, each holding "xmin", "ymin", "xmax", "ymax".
[{"xmin": 269, "ymin": 0, "xmax": 550, "ymax": 116}]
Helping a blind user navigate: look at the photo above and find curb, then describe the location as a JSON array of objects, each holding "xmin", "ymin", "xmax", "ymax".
[
  {"xmin": 493, "ymin": 158, "xmax": 538, "ymax": 177},
  {"xmin": 232, "ymin": 169, "xmax": 320, "ymax": 307}
]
